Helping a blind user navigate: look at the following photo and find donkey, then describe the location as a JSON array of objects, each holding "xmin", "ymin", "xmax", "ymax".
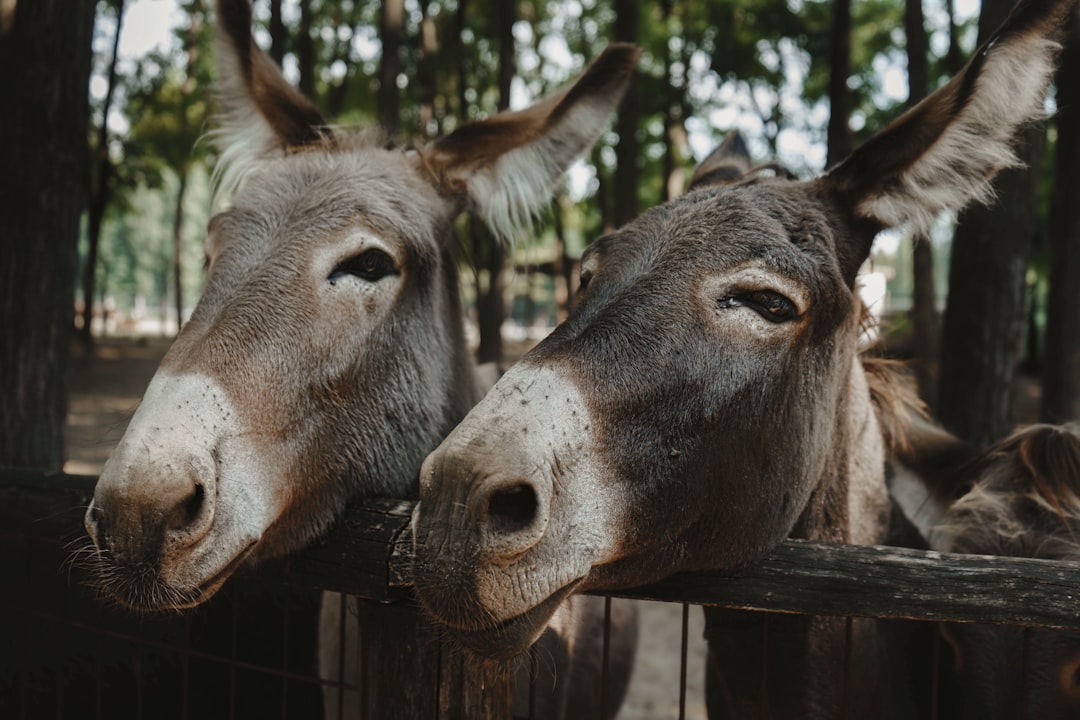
[
  {"xmin": 411, "ymin": 0, "xmax": 1074, "ymax": 717},
  {"xmin": 924, "ymin": 423, "xmax": 1080, "ymax": 720},
  {"xmin": 80, "ymin": 0, "xmax": 638, "ymax": 716}
]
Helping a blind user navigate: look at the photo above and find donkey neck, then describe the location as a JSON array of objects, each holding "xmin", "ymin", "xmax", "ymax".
[{"xmin": 790, "ymin": 355, "xmax": 892, "ymax": 547}]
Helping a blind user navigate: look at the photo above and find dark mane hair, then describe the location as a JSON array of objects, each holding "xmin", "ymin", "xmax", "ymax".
[{"xmin": 933, "ymin": 423, "xmax": 1080, "ymax": 559}]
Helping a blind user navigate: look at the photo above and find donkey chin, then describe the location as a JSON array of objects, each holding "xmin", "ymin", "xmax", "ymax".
[
  {"xmin": 90, "ymin": 534, "xmax": 259, "ymax": 615},
  {"xmin": 414, "ymin": 568, "xmax": 586, "ymax": 661}
]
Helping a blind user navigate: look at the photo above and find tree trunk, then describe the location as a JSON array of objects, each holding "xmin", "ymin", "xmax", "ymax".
[
  {"xmin": 613, "ymin": 0, "xmax": 639, "ymax": 228},
  {"xmin": 904, "ymin": 0, "xmax": 939, "ymax": 408},
  {"xmin": 474, "ymin": 0, "xmax": 515, "ymax": 366},
  {"xmin": 0, "ymin": 0, "xmax": 96, "ymax": 469},
  {"xmin": 661, "ymin": 3, "xmax": 689, "ymax": 202},
  {"xmin": 170, "ymin": 1, "xmax": 202, "ymax": 336},
  {"xmin": 82, "ymin": 179, "xmax": 106, "ymax": 345},
  {"xmin": 268, "ymin": 0, "xmax": 286, "ymax": 67},
  {"xmin": 417, "ymin": 2, "xmax": 438, "ymax": 137},
  {"xmin": 297, "ymin": 0, "xmax": 316, "ymax": 100},
  {"xmin": 910, "ymin": 240, "xmax": 939, "ymax": 405},
  {"xmin": 454, "ymin": 0, "xmax": 468, "ymax": 122},
  {"xmin": 945, "ymin": 0, "xmax": 965, "ymax": 75},
  {"xmin": 324, "ymin": 3, "xmax": 365, "ymax": 119},
  {"xmin": 81, "ymin": 0, "xmax": 125, "ymax": 350},
  {"xmin": 938, "ymin": 0, "xmax": 1046, "ymax": 447},
  {"xmin": 904, "ymin": 0, "xmax": 928, "ymax": 105},
  {"xmin": 495, "ymin": 0, "xmax": 514, "ymax": 113},
  {"xmin": 826, "ymin": 0, "xmax": 853, "ymax": 168},
  {"xmin": 553, "ymin": 196, "xmax": 574, "ymax": 320},
  {"xmin": 378, "ymin": 0, "xmax": 404, "ymax": 135},
  {"xmin": 1042, "ymin": 16, "xmax": 1080, "ymax": 423},
  {"xmin": 172, "ymin": 167, "xmax": 188, "ymax": 335},
  {"xmin": 591, "ymin": 145, "xmax": 613, "ymax": 234}
]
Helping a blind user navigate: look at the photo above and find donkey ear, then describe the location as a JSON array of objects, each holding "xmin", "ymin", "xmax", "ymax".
[
  {"xmin": 422, "ymin": 43, "xmax": 641, "ymax": 241},
  {"xmin": 687, "ymin": 131, "xmax": 753, "ymax": 191},
  {"xmin": 822, "ymin": 0, "xmax": 1071, "ymax": 282},
  {"xmin": 211, "ymin": 0, "xmax": 328, "ymax": 200}
]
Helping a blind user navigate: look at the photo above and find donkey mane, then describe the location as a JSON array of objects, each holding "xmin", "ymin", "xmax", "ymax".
[
  {"xmin": 862, "ymin": 355, "xmax": 927, "ymax": 457},
  {"xmin": 933, "ymin": 424, "xmax": 1080, "ymax": 559}
]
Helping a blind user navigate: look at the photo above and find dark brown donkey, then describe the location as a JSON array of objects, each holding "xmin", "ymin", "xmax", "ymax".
[
  {"xmin": 926, "ymin": 423, "xmax": 1080, "ymax": 720},
  {"xmin": 79, "ymin": 0, "xmax": 638, "ymax": 716},
  {"xmin": 412, "ymin": 0, "xmax": 1074, "ymax": 717}
]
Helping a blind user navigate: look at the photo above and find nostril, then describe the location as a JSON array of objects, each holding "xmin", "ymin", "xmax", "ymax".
[
  {"xmin": 85, "ymin": 502, "xmax": 105, "ymax": 545},
  {"xmin": 168, "ymin": 482, "xmax": 207, "ymax": 533},
  {"xmin": 184, "ymin": 483, "xmax": 205, "ymax": 525},
  {"xmin": 486, "ymin": 484, "xmax": 538, "ymax": 536}
]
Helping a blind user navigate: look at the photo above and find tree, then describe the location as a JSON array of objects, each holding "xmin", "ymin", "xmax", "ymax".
[
  {"xmin": 378, "ymin": 0, "xmax": 404, "ymax": 134},
  {"xmin": 660, "ymin": 1, "xmax": 692, "ymax": 201},
  {"xmin": 122, "ymin": 0, "xmax": 212, "ymax": 334},
  {"xmin": 826, "ymin": 0, "xmax": 854, "ymax": 166},
  {"xmin": 613, "ymin": 0, "xmax": 640, "ymax": 227},
  {"xmin": 0, "ymin": 0, "xmax": 96, "ymax": 469},
  {"xmin": 268, "ymin": 0, "xmax": 286, "ymax": 66},
  {"xmin": 415, "ymin": 2, "xmax": 439, "ymax": 138},
  {"xmin": 474, "ymin": 0, "xmax": 515, "ymax": 365},
  {"xmin": 296, "ymin": 0, "xmax": 316, "ymax": 99},
  {"xmin": 80, "ymin": 0, "xmax": 126, "ymax": 349},
  {"xmin": 938, "ymin": 0, "xmax": 1048, "ymax": 447},
  {"xmin": 904, "ymin": 0, "xmax": 939, "ymax": 408},
  {"xmin": 170, "ymin": 0, "xmax": 205, "ymax": 333},
  {"xmin": 1042, "ymin": 15, "xmax": 1080, "ymax": 423}
]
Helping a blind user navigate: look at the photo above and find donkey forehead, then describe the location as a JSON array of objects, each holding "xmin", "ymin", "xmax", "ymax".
[
  {"xmin": 219, "ymin": 144, "xmax": 448, "ymax": 255},
  {"xmin": 591, "ymin": 181, "xmax": 847, "ymax": 294}
]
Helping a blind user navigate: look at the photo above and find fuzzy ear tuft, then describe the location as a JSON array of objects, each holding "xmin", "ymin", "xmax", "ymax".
[
  {"xmin": 209, "ymin": 0, "xmax": 329, "ymax": 206},
  {"xmin": 822, "ymin": 0, "xmax": 1072, "ymax": 282},
  {"xmin": 422, "ymin": 43, "xmax": 641, "ymax": 242}
]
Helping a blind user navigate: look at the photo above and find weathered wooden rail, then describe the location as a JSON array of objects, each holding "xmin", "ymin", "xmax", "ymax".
[
  {"xmin": 13, "ymin": 468, "xmax": 1080, "ymax": 628},
  {"xmin": 297, "ymin": 485, "xmax": 1080, "ymax": 632},
  {"xmin": 4, "ymin": 468, "xmax": 1080, "ymax": 719}
]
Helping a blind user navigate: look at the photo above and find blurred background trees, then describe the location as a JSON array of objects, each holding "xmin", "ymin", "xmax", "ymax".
[{"xmin": 1, "ymin": 0, "xmax": 1078, "ymax": 469}]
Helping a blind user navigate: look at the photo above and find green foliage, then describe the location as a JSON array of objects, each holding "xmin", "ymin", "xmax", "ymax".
[
  {"xmin": 80, "ymin": 0, "xmax": 215, "ymax": 321},
  {"xmin": 83, "ymin": 165, "xmax": 210, "ymax": 318},
  {"xmin": 87, "ymin": 0, "xmax": 998, "ymax": 320},
  {"xmin": 127, "ymin": 2, "xmax": 214, "ymax": 176}
]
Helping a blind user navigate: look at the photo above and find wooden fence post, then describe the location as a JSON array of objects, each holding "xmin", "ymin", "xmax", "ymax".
[
  {"xmin": 354, "ymin": 598, "xmax": 513, "ymax": 719},
  {"xmin": 438, "ymin": 642, "xmax": 514, "ymax": 720}
]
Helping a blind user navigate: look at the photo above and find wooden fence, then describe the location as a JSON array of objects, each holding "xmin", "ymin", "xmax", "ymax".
[{"xmin": 3, "ymin": 468, "xmax": 1080, "ymax": 719}]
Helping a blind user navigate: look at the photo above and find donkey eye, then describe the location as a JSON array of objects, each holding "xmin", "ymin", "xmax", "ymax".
[
  {"xmin": 719, "ymin": 290, "xmax": 798, "ymax": 323},
  {"xmin": 329, "ymin": 249, "xmax": 398, "ymax": 284}
]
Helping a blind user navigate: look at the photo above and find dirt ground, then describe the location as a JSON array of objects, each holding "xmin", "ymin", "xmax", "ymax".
[{"xmin": 63, "ymin": 335, "xmax": 709, "ymax": 719}]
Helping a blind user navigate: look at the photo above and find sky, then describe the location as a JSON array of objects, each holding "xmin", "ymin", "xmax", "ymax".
[{"xmin": 117, "ymin": 0, "xmax": 185, "ymax": 58}]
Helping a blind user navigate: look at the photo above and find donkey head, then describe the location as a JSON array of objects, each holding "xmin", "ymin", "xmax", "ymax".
[
  {"xmin": 82, "ymin": 0, "xmax": 638, "ymax": 612},
  {"xmin": 412, "ymin": 0, "xmax": 1070, "ymax": 658},
  {"xmin": 933, "ymin": 423, "xmax": 1080, "ymax": 720}
]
